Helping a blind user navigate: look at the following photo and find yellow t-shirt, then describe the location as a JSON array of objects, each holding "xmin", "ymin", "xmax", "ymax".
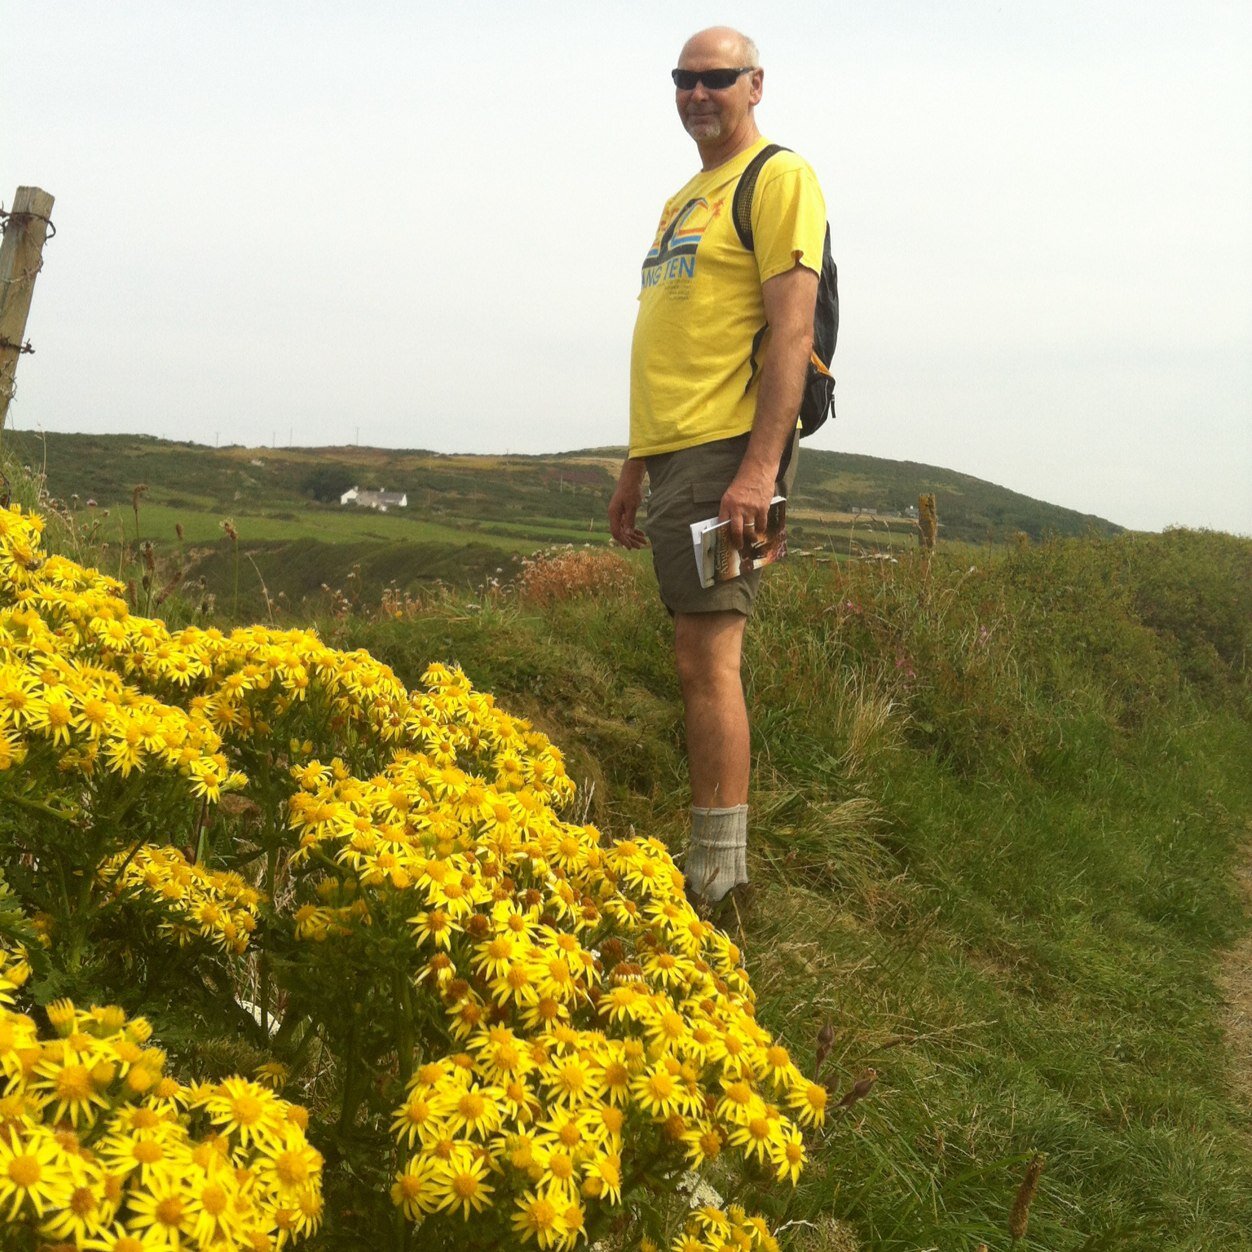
[{"xmin": 629, "ymin": 137, "xmax": 827, "ymax": 459}]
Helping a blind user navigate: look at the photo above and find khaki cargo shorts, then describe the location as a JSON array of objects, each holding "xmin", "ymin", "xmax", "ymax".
[{"xmin": 642, "ymin": 430, "xmax": 799, "ymax": 616}]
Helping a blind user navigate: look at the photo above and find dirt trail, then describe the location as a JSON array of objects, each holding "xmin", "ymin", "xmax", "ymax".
[{"xmin": 1218, "ymin": 833, "xmax": 1252, "ymax": 1113}]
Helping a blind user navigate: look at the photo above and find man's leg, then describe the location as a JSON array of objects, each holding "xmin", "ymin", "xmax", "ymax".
[
  {"xmin": 674, "ymin": 610, "xmax": 750, "ymax": 806},
  {"xmin": 674, "ymin": 610, "xmax": 751, "ymax": 904}
]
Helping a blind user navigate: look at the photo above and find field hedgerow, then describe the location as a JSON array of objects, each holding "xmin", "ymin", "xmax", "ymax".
[{"xmin": 0, "ymin": 502, "xmax": 822, "ymax": 1251}]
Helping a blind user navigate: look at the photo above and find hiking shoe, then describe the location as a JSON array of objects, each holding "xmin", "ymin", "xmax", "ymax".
[
  {"xmin": 711, "ymin": 880, "xmax": 756, "ymax": 936},
  {"xmin": 686, "ymin": 881, "xmax": 756, "ymax": 937}
]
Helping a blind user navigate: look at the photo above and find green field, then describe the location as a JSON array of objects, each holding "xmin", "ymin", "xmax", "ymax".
[
  {"xmin": 3, "ymin": 430, "xmax": 1122, "ymax": 616},
  {"xmin": 86, "ymin": 501, "xmax": 586, "ymax": 552}
]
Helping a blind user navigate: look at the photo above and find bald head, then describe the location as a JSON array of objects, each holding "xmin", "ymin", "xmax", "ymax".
[
  {"xmin": 679, "ymin": 26, "xmax": 759, "ymax": 68},
  {"xmin": 674, "ymin": 26, "xmax": 764, "ymax": 166}
]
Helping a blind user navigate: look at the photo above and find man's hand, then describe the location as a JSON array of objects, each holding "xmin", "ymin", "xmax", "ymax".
[
  {"xmin": 719, "ymin": 466, "xmax": 777, "ymax": 551},
  {"xmin": 608, "ymin": 458, "xmax": 648, "ymax": 549}
]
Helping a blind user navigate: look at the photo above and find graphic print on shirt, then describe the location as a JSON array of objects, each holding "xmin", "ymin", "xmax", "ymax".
[{"xmin": 641, "ymin": 196, "xmax": 724, "ymax": 294}]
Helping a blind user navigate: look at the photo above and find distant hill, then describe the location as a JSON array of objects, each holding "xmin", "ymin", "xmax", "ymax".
[
  {"xmin": 6, "ymin": 431, "xmax": 1122, "ymax": 541},
  {"xmin": 792, "ymin": 447, "xmax": 1122, "ymax": 543},
  {"xmin": 2, "ymin": 431, "xmax": 1123, "ymax": 610}
]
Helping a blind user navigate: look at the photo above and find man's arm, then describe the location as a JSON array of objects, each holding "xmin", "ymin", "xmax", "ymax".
[
  {"xmin": 718, "ymin": 262, "xmax": 819, "ymax": 548},
  {"xmin": 608, "ymin": 456, "xmax": 649, "ymax": 549}
]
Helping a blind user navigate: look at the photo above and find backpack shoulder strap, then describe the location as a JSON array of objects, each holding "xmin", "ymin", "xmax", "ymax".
[{"xmin": 732, "ymin": 143, "xmax": 789, "ymax": 251}]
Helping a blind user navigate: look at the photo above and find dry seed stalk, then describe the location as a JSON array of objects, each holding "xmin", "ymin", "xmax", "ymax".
[
  {"xmin": 813, "ymin": 1019, "xmax": 835, "ymax": 1080},
  {"xmin": 1008, "ymin": 1152, "xmax": 1046, "ymax": 1241},
  {"xmin": 154, "ymin": 564, "xmax": 187, "ymax": 607},
  {"xmin": 130, "ymin": 483, "xmax": 148, "ymax": 541},
  {"xmin": 835, "ymin": 1067, "xmax": 877, "ymax": 1112}
]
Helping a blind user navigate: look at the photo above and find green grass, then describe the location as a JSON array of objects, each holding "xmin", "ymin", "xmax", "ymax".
[
  {"xmin": 6, "ymin": 437, "xmax": 1246, "ymax": 1249},
  {"xmin": 326, "ymin": 531, "xmax": 1252, "ymax": 1251}
]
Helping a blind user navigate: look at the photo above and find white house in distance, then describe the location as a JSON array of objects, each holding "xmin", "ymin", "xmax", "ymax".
[{"xmin": 340, "ymin": 486, "xmax": 408, "ymax": 512}]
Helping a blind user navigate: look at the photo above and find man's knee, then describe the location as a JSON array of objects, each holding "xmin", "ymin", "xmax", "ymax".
[
  {"xmin": 674, "ymin": 643, "xmax": 713, "ymax": 699},
  {"xmin": 673, "ymin": 612, "xmax": 746, "ymax": 697}
]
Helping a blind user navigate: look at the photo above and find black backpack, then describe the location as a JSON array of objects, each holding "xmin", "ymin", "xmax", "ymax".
[{"xmin": 732, "ymin": 143, "xmax": 839, "ymax": 438}]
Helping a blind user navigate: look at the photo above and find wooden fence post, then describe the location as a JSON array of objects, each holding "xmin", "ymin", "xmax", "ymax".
[
  {"xmin": 918, "ymin": 493, "xmax": 938, "ymax": 550},
  {"xmin": 0, "ymin": 186, "xmax": 56, "ymax": 433}
]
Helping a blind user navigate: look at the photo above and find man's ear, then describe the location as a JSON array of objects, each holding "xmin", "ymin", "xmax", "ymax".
[{"xmin": 748, "ymin": 69, "xmax": 764, "ymax": 105}]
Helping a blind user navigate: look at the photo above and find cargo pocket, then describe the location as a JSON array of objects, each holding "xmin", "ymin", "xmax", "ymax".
[{"xmin": 691, "ymin": 481, "xmax": 727, "ymax": 510}]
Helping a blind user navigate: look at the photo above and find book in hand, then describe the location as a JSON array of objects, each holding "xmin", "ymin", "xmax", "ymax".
[{"xmin": 690, "ymin": 496, "xmax": 787, "ymax": 590}]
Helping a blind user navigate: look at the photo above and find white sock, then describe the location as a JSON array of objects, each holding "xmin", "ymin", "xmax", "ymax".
[{"xmin": 686, "ymin": 804, "xmax": 748, "ymax": 903}]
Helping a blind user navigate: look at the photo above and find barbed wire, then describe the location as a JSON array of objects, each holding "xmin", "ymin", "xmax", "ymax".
[
  {"xmin": 0, "ymin": 337, "xmax": 34, "ymax": 355},
  {"xmin": 0, "ymin": 207, "xmax": 56, "ymax": 240},
  {"xmin": 0, "ymin": 258, "xmax": 44, "ymax": 287}
]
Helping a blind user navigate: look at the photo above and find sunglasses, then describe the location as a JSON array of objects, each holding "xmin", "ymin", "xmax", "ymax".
[{"xmin": 671, "ymin": 66, "xmax": 755, "ymax": 91}]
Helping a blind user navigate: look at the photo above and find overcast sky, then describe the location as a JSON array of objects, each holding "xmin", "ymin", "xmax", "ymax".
[{"xmin": 4, "ymin": 0, "xmax": 1250, "ymax": 534}]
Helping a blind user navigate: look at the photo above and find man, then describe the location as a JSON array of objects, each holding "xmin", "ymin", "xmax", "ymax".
[{"xmin": 608, "ymin": 27, "xmax": 826, "ymax": 917}]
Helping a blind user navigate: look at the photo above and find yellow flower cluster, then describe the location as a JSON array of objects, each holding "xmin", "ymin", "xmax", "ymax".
[
  {"xmin": 668, "ymin": 1204, "xmax": 782, "ymax": 1252},
  {"xmin": 1, "ymin": 502, "xmax": 821, "ymax": 1242},
  {"xmin": 283, "ymin": 663, "xmax": 823, "ymax": 1244},
  {"xmin": 124, "ymin": 624, "xmax": 413, "ymax": 749},
  {"xmin": 0, "ymin": 998, "xmax": 321, "ymax": 1249},
  {"xmin": 0, "ymin": 503, "xmax": 408, "ymax": 795},
  {"xmin": 0, "ymin": 940, "xmax": 31, "ymax": 1007},
  {"xmin": 0, "ymin": 510, "xmax": 237, "ymax": 792},
  {"xmin": 0, "ymin": 500, "xmax": 424, "ymax": 951},
  {"xmin": 103, "ymin": 845, "xmax": 262, "ymax": 955}
]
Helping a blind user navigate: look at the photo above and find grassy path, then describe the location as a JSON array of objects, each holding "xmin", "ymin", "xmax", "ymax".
[{"xmin": 1219, "ymin": 828, "xmax": 1252, "ymax": 1120}]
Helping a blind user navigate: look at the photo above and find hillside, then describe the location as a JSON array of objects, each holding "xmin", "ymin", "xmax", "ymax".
[
  {"xmin": 2, "ymin": 443, "xmax": 1251, "ymax": 1250},
  {"xmin": 3, "ymin": 431, "xmax": 1123, "ymax": 611},
  {"xmin": 329, "ymin": 528, "xmax": 1252, "ymax": 1250},
  {"xmin": 792, "ymin": 447, "xmax": 1120, "ymax": 543}
]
